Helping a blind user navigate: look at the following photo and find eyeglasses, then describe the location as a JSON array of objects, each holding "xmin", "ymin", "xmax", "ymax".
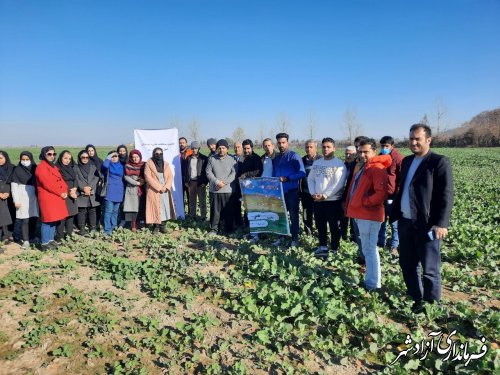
[
  {"xmin": 46, "ymin": 153, "xmax": 57, "ymax": 156},
  {"xmin": 81, "ymin": 156, "xmax": 89, "ymax": 159}
]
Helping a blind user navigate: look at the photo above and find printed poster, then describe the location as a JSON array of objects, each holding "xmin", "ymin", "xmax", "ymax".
[{"xmin": 239, "ymin": 177, "xmax": 290, "ymax": 235}]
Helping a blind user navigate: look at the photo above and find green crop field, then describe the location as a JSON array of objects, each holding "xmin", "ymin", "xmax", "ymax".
[{"xmin": 0, "ymin": 148, "xmax": 498, "ymax": 374}]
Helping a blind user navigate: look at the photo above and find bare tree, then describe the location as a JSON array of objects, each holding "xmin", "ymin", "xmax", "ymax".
[
  {"xmin": 343, "ymin": 108, "xmax": 362, "ymax": 144},
  {"xmin": 277, "ymin": 113, "xmax": 290, "ymax": 134},
  {"xmin": 232, "ymin": 127, "xmax": 246, "ymax": 142},
  {"xmin": 432, "ymin": 98, "xmax": 448, "ymax": 135},
  {"xmin": 420, "ymin": 114, "xmax": 429, "ymax": 125},
  {"xmin": 188, "ymin": 118, "xmax": 200, "ymax": 142},
  {"xmin": 307, "ymin": 110, "xmax": 317, "ymax": 140}
]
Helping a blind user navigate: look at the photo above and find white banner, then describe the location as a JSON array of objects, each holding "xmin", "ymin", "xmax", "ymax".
[{"xmin": 134, "ymin": 128, "xmax": 185, "ymax": 219}]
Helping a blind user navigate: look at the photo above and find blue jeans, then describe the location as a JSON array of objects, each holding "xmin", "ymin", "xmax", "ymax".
[
  {"xmin": 398, "ymin": 218, "xmax": 442, "ymax": 302},
  {"xmin": 352, "ymin": 219, "xmax": 364, "ymax": 260},
  {"xmin": 41, "ymin": 222, "xmax": 57, "ymax": 245},
  {"xmin": 104, "ymin": 200, "xmax": 121, "ymax": 234},
  {"xmin": 284, "ymin": 189, "xmax": 300, "ymax": 241},
  {"xmin": 355, "ymin": 218, "xmax": 382, "ymax": 290},
  {"xmin": 378, "ymin": 200, "xmax": 399, "ymax": 248}
]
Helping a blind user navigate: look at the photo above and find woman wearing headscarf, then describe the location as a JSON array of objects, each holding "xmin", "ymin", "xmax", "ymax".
[
  {"xmin": 144, "ymin": 147, "xmax": 176, "ymax": 233},
  {"xmin": 10, "ymin": 151, "xmax": 39, "ymax": 249},
  {"xmin": 0, "ymin": 150, "xmax": 15, "ymax": 252},
  {"xmin": 55, "ymin": 150, "xmax": 79, "ymax": 240},
  {"xmin": 117, "ymin": 145, "xmax": 128, "ymax": 165},
  {"xmin": 74, "ymin": 150, "xmax": 100, "ymax": 235},
  {"xmin": 101, "ymin": 150, "xmax": 125, "ymax": 235},
  {"xmin": 85, "ymin": 144, "xmax": 103, "ymax": 171},
  {"xmin": 85, "ymin": 144, "xmax": 104, "ymax": 227},
  {"xmin": 35, "ymin": 147, "xmax": 68, "ymax": 250},
  {"xmin": 123, "ymin": 149, "xmax": 145, "ymax": 232}
]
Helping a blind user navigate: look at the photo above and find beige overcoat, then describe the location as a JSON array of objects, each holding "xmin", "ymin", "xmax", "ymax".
[{"xmin": 144, "ymin": 159, "xmax": 176, "ymax": 224}]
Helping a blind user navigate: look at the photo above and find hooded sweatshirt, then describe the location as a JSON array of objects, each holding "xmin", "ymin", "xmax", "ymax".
[{"xmin": 346, "ymin": 154, "xmax": 392, "ymax": 222}]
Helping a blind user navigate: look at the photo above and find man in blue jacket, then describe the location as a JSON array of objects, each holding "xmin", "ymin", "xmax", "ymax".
[{"xmin": 272, "ymin": 133, "xmax": 306, "ymax": 247}]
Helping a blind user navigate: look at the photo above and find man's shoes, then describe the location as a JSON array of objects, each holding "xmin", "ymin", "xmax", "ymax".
[
  {"xmin": 289, "ymin": 240, "xmax": 299, "ymax": 248},
  {"xmin": 411, "ymin": 301, "xmax": 425, "ymax": 314},
  {"xmin": 208, "ymin": 230, "xmax": 218, "ymax": 236},
  {"xmin": 271, "ymin": 238, "xmax": 282, "ymax": 246},
  {"xmin": 248, "ymin": 234, "xmax": 259, "ymax": 243},
  {"xmin": 160, "ymin": 225, "xmax": 168, "ymax": 234},
  {"xmin": 314, "ymin": 246, "xmax": 329, "ymax": 257},
  {"xmin": 48, "ymin": 241, "xmax": 59, "ymax": 250},
  {"xmin": 20, "ymin": 241, "xmax": 31, "ymax": 250}
]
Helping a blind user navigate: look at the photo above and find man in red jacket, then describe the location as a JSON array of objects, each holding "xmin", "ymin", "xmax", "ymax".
[
  {"xmin": 377, "ymin": 136, "xmax": 404, "ymax": 252},
  {"xmin": 346, "ymin": 138, "xmax": 391, "ymax": 291}
]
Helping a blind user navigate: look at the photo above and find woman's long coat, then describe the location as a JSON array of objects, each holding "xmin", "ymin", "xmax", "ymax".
[
  {"xmin": 35, "ymin": 160, "xmax": 68, "ymax": 223},
  {"xmin": 144, "ymin": 159, "xmax": 176, "ymax": 224}
]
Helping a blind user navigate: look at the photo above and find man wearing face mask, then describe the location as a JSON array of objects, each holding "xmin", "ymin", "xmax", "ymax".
[{"xmin": 378, "ymin": 136, "xmax": 403, "ymax": 253}]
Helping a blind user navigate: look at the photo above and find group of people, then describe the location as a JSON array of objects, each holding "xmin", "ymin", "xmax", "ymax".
[
  {"xmin": 0, "ymin": 123, "xmax": 454, "ymax": 312},
  {"xmin": 0, "ymin": 144, "xmax": 176, "ymax": 251}
]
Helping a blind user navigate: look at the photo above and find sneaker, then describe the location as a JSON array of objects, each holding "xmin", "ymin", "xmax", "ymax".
[
  {"xmin": 79, "ymin": 229, "xmax": 89, "ymax": 237},
  {"xmin": 314, "ymin": 246, "xmax": 329, "ymax": 257},
  {"xmin": 248, "ymin": 234, "xmax": 259, "ymax": 243},
  {"xmin": 48, "ymin": 241, "xmax": 59, "ymax": 250},
  {"xmin": 20, "ymin": 241, "xmax": 30, "ymax": 250},
  {"xmin": 289, "ymin": 240, "xmax": 299, "ymax": 248},
  {"xmin": 271, "ymin": 238, "xmax": 282, "ymax": 246},
  {"xmin": 208, "ymin": 230, "xmax": 218, "ymax": 236}
]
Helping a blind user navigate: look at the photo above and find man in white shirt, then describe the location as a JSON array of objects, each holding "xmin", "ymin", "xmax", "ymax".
[{"xmin": 307, "ymin": 138, "xmax": 347, "ymax": 257}]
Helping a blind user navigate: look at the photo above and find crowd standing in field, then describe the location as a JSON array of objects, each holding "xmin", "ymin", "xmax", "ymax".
[{"xmin": 0, "ymin": 123, "xmax": 454, "ymax": 312}]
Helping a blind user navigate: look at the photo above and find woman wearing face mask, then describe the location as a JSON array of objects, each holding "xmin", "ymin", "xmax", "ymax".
[
  {"xmin": 10, "ymin": 151, "xmax": 39, "ymax": 249},
  {"xmin": 74, "ymin": 150, "xmax": 100, "ymax": 236},
  {"xmin": 0, "ymin": 150, "xmax": 15, "ymax": 252},
  {"xmin": 35, "ymin": 147, "xmax": 69, "ymax": 251},
  {"xmin": 55, "ymin": 150, "xmax": 79, "ymax": 240},
  {"xmin": 101, "ymin": 150, "xmax": 125, "ymax": 235},
  {"xmin": 144, "ymin": 148, "xmax": 176, "ymax": 233},
  {"xmin": 123, "ymin": 150, "xmax": 145, "ymax": 232}
]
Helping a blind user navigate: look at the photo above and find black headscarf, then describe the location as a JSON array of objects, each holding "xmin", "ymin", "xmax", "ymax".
[
  {"xmin": 39, "ymin": 146, "xmax": 56, "ymax": 166},
  {"xmin": 85, "ymin": 144, "xmax": 103, "ymax": 170},
  {"xmin": 11, "ymin": 151, "xmax": 36, "ymax": 185},
  {"xmin": 56, "ymin": 150, "xmax": 77, "ymax": 188},
  {"xmin": 0, "ymin": 150, "xmax": 14, "ymax": 182},
  {"xmin": 117, "ymin": 144, "xmax": 128, "ymax": 165},
  {"xmin": 77, "ymin": 150, "xmax": 91, "ymax": 179},
  {"xmin": 152, "ymin": 147, "xmax": 164, "ymax": 173}
]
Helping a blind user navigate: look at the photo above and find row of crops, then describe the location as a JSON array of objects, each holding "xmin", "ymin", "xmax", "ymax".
[{"xmin": 0, "ymin": 147, "xmax": 498, "ymax": 374}]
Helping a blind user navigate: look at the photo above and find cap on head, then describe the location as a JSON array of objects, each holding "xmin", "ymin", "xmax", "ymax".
[{"xmin": 216, "ymin": 139, "xmax": 229, "ymax": 149}]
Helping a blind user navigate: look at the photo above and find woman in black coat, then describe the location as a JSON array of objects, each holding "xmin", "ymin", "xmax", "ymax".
[
  {"xmin": 74, "ymin": 150, "xmax": 101, "ymax": 235},
  {"xmin": 55, "ymin": 150, "xmax": 79, "ymax": 240},
  {"xmin": 0, "ymin": 150, "xmax": 14, "ymax": 251}
]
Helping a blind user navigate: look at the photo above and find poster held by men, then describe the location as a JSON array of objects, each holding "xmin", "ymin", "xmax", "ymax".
[{"xmin": 239, "ymin": 177, "xmax": 290, "ymax": 236}]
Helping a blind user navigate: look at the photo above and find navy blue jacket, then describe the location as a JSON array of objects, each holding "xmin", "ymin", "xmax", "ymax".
[{"xmin": 272, "ymin": 150, "xmax": 306, "ymax": 193}]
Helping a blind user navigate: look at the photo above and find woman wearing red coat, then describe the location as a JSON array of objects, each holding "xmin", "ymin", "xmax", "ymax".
[{"xmin": 35, "ymin": 146, "xmax": 68, "ymax": 250}]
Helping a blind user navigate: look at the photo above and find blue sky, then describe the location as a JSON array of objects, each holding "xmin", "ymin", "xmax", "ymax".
[{"xmin": 1, "ymin": 0, "xmax": 499, "ymax": 146}]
